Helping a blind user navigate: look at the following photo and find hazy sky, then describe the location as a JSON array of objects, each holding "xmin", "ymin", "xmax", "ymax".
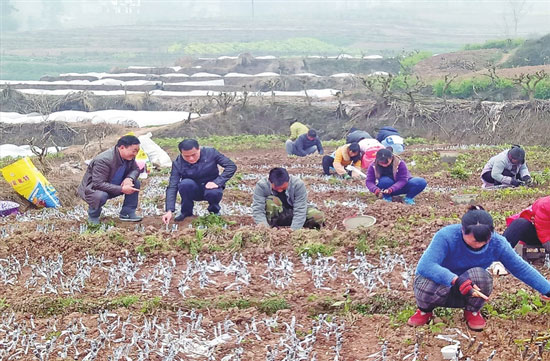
[{"xmin": 4, "ymin": 0, "xmax": 550, "ymax": 39}]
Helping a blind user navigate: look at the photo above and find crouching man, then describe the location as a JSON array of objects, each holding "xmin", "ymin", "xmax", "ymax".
[
  {"xmin": 162, "ymin": 139, "xmax": 237, "ymax": 223},
  {"xmin": 252, "ymin": 167, "xmax": 324, "ymax": 230},
  {"xmin": 77, "ymin": 135, "xmax": 142, "ymax": 224}
]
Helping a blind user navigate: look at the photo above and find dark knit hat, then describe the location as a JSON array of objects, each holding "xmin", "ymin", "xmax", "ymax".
[
  {"xmin": 508, "ymin": 145, "xmax": 525, "ymax": 164},
  {"xmin": 307, "ymin": 129, "xmax": 317, "ymax": 138},
  {"xmin": 375, "ymin": 148, "xmax": 393, "ymax": 163},
  {"xmin": 348, "ymin": 142, "xmax": 360, "ymax": 153}
]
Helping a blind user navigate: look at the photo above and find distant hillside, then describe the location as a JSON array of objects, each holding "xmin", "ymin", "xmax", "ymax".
[{"xmin": 503, "ymin": 33, "xmax": 550, "ymax": 67}]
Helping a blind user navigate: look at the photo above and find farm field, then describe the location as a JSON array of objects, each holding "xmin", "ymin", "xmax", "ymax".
[{"xmin": 1, "ymin": 137, "xmax": 550, "ymax": 361}]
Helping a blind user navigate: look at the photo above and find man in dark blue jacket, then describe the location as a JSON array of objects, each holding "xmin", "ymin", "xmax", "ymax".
[
  {"xmin": 285, "ymin": 129, "xmax": 324, "ymax": 157},
  {"xmin": 162, "ymin": 139, "xmax": 237, "ymax": 223}
]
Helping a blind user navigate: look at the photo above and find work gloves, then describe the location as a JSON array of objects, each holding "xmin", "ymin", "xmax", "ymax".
[
  {"xmin": 455, "ymin": 275, "xmax": 476, "ymax": 296},
  {"xmin": 522, "ymin": 175, "xmax": 532, "ymax": 185},
  {"xmin": 510, "ymin": 179, "xmax": 522, "ymax": 187},
  {"xmin": 374, "ymin": 188, "xmax": 381, "ymax": 196}
]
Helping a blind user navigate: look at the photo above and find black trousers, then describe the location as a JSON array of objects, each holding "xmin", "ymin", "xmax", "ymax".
[
  {"xmin": 481, "ymin": 169, "xmax": 520, "ymax": 185},
  {"xmin": 503, "ymin": 218, "xmax": 541, "ymax": 248},
  {"xmin": 322, "ymin": 155, "xmax": 334, "ymax": 175}
]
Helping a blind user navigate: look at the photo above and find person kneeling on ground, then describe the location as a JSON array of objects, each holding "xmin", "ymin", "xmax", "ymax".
[
  {"xmin": 162, "ymin": 139, "xmax": 237, "ymax": 224},
  {"xmin": 408, "ymin": 206, "xmax": 550, "ymax": 331},
  {"xmin": 285, "ymin": 129, "xmax": 324, "ymax": 157},
  {"xmin": 77, "ymin": 135, "xmax": 143, "ymax": 225},
  {"xmin": 503, "ymin": 195, "xmax": 550, "ymax": 253},
  {"xmin": 346, "ymin": 127, "xmax": 372, "ymax": 144},
  {"xmin": 365, "ymin": 148, "xmax": 426, "ymax": 205},
  {"xmin": 481, "ymin": 145, "xmax": 531, "ymax": 188},
  {"xmin": 252, "ymin": 167, "xmax": 324, "ymax": 230},
  {"xmin": 376, "ymin": 126, "xmax": 405, "ymax": 154},
  {"xmin": 322, "ymin": 143, "xmax": 362, "ymax": 179}
]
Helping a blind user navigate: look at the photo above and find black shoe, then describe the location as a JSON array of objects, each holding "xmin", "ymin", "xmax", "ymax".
[
  {"xmin": 174, "ymin": 213, "xmax": 188, "ymax": 222},
  {"xmin": 119, "ymin": 213, "xmax": 143, "ymax": 222}
]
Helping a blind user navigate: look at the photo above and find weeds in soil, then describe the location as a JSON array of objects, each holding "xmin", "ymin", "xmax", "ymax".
[
  {"xmin": 258, "ymin": 297, "xmax": 289, "ymax": 315},
  {"xmin": 407, "ymin": 152, "xmax": 440, "ymax": 172},
  {"xmin": 177, "ymin": 235, "xmax": 203, "ymax": 257},
  {"xmin": 192, "ymin": 213, "xmax": 235, "ymax": 228},
  {"xmin": 110, "ymin": 295, "xmax": 140, "ymax": 308},
  {"xmin": 154, "ymin": 135, "xmax": 286, "ymax": 152},
  {"xmin": 140, "ymin": 296, "xmax": 162, "ymax": 314},
  {"xmin": 135, "ymin": 235, "xmax": 165, "ymax": 255},
  {"xmin": 296, "ymin": 243, "xmax": 335, "ymax": 257},
  {"xmin": 108, "ymin": 231, "xmax": 128, "ymax": 245},
  {"xmin": 390, "ymin": 305, "xmax": 416, "ymax": 326},
  {"xmin": 483, "ymin": 289, "xmax": 550, "ymax": 319},
  {"xmin": 0, "ymin": 298, "xmax": 9, "ymax": 311}
]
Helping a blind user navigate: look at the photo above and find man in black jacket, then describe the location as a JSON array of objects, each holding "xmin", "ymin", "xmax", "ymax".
[
  {"xmin": 77, "ymin": 135, "xmax": 142, "ymax": 224},
  {"xmin": 162, "ymin": 139, "xmax": 237, "ymax": 223}
]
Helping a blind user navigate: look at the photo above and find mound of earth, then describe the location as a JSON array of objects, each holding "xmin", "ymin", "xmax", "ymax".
[{"xmin": 413, "ymin": 49, "xmax": 502, "ymax": 81}]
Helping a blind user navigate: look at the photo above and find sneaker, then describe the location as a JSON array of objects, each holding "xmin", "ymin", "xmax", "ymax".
[
  {"xmin": 382, "ymin": 195, "xmax": 392, "ymax": 202},
  {"xmin": 407, "ymin": 309, "xmax": 433, "ymax": 326},
  {"xmin": 404, "ymin": 197, "xmax": 416, "ymax": 205},
  {"xmin": 119, "ymin": 213, "xmax": 143, "ymax": 222},
  {"xmin": 464, "ymin": 310, "xmax": 486, "ymax": 331},
  {"xmin": 88, "ymin": 216, "xmax": 100, "ymax": 225}
]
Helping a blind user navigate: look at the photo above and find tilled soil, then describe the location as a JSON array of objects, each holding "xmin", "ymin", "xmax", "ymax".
[{"xmin": 1, "ymin": 144, "xmax": 549, "ymax": 361}]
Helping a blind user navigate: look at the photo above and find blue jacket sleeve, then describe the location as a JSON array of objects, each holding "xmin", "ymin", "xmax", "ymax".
[
  {"xmin": 165, "ymin": 161, "xmax": 181, "ymax": 212},
  {"xmin": 316, "ymin": 139, "xmax": 324, "ymax": 155},
  {"xmin": 416, "ymin": 228, "xmax": 458, "ymax": 286},
  {"xmin": 212, "ymin": 150, "xmax": 237, "ymax": 187}
]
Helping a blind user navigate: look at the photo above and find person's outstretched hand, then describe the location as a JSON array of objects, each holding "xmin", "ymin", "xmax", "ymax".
[{"xmin": 162, "ymin": 211, "xmax": 172, "ymax": 225}]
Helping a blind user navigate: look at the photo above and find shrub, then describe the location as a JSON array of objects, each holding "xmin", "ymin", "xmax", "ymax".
[
  {"xmin": 400, "ymin": 51, "xmax": 432, "ymax": 71},
  {"xmin": 463, "ymin": 38, "xmax": 524, "ymax": 51},
  {"xmin": 535, "ymin": 79, "xmax": 550, "ymax": 99}
]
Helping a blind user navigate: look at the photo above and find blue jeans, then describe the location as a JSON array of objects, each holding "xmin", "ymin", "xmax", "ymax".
[
  {"xmin": 285, "ymin": 139, "xmax": 317, "ymax": 156},
  {"xmin": 178, "ymin": 179, "xmax": 223, "ymax": 216},
  {"xmin": 377, "ymin": 176, "xmax": 427, "ymax": 198},
  {"xmin": 88, "ymin": 179, "xmax": 140, "ymax": 218}
]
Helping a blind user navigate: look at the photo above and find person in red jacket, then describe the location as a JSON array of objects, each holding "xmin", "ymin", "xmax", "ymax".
[{"xmin": 503, "ymin": 196, "xmax": 550, "ymax": 253}]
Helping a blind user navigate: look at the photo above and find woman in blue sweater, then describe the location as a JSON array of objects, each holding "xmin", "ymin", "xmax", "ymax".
[{"xmin": 408, "ymin": 206, "xmax": 550, "ymax": 331}]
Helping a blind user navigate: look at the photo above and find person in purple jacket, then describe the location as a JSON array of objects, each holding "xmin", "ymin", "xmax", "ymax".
[
  {"xmin": 365, "ymin": 148, "xmax": 426, "ymax": 205},
  {"xmin": 408, "ymin": 206, "xmax": 550, "ymax": 331}
]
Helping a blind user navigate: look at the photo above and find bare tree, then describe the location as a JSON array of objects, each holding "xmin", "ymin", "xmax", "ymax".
[
  {"xmin": 512, "ymin": 70, "xmax": 548, "ymax": 101},
  {"xmin": 503, "ymin": 0, "xmax": 529, "ymax": 36}
]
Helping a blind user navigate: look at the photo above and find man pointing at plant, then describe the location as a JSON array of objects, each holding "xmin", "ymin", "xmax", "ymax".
[{"xmin": 162, "ymin": 139, "xmax": 237, "ymax": 224}]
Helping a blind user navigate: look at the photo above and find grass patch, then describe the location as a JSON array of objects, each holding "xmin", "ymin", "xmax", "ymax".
[
  {"xmin": 258, "ymin": 297, "xmax": 290, "ymax": 315},
  {"xmin": 154, "ymin": 134, "xmax": 286, "ymax": 152},
  {"xmin": 135, "ymin": 235, "xmax": 165, "ymax": 255},
  {"xmin": 110, "ymin": 295, "xmax": 140, "ymax": 308},
  {"xmin": 462, "ymin": 38, "xmax": 524, "ymax": 51},
  {"xmin": 296, "ymin": 243, "xmax": 335, "ymax": 257},
  {"xmin": 182, "ymin": 37, "xmax": 341, "ymax": 56},
  {"xmin": 140, "ymin": 296, "xmax": 163, "ymax": 314}
]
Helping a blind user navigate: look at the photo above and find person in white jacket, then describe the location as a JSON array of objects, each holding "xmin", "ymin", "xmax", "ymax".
[{"xmin": 481, "ymin": 145, "xmax": 531, "ymax": 188}]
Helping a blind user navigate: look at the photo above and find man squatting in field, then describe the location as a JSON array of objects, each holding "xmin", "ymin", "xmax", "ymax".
[
  {"xmin": 162, "ymin": 139, "xmax": 236, "ymax": 224},
  {"xmin": 78, "ymin": 135, "xmax": 143, "ymax": 225},
  {"xmin": 252, "ymin": 167, "xmax": 324, "ymax": 230}
]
